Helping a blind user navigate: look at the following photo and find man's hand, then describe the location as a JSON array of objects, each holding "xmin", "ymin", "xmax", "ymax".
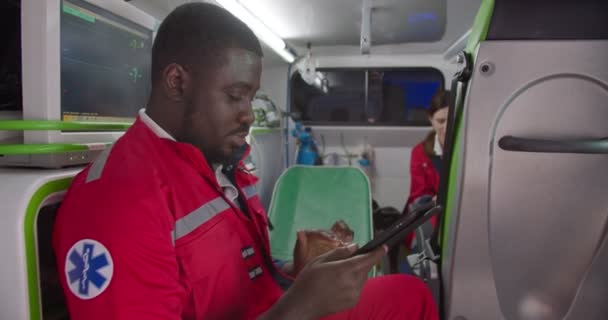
[{"xmin": 261, "ymin": 244, "xmax": 387, "ymax": 320}]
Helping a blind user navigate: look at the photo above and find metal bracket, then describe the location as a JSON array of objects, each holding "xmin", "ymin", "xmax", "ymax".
[
  {"xmin": 455, "ymin": 51, "xmax": 473, "ymax": 82},
  {"xmin": 423, "ymin": 238, "xmax": 440, "ymax": 262}
]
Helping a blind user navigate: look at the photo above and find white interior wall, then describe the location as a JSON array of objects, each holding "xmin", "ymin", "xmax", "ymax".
[
  {"xmin": 260, "ymin": 64, "xmax": 289, "ymax": 111},
  {"xmin": 372, "ymin": 146, "xmax": 416, "ymax": 210},
  {"xmin": 310, "ymin": 126, "xmax": 429, "ymax": 211},
  {"xmin": 260, "ymin": 63, "xmax": 295, "ymax": 166},
  {"xmin": 319, "ymin": 145, "xmax": 414, "ymax": 211},
  {"xmin": 249, "ymin": 131, "xmax": 283, "ymax": 209},
  {"xmin": 255, "ymin": 64, "xmax": 290, "ymax": 209}
]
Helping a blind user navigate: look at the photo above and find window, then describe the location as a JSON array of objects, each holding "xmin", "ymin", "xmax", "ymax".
[
  {"xmin": 0, "ymin": 1, "xmax": 22, "ymax": 111},
  {"xmin": 291, "ymin": 68, "xmax": 444, "ymax": 126}
]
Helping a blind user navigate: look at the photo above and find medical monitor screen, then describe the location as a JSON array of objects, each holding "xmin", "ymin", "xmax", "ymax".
[{"xmin": 61, "ymin": 0, "xmax": 152, "ymax": 123}]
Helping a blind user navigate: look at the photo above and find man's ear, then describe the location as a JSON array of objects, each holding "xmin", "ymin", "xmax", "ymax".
[{"xmin": 161, "ymin": 63, "xmax": 192, "ymax": 102}]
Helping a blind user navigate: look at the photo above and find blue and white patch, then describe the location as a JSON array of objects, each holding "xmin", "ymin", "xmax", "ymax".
[{"xmin": 64, "ymin": 239, "xmax": 113, "ymax": 300}]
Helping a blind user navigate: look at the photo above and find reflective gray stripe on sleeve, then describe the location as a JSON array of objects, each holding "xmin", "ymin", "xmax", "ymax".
[
  {"xmin": 86, "ymin": 144, "xmax": 114, "ymax": 183},
  {"xmin": 242, "ymin": 184, "xmax": 257, "ymax": 199},
  {"xmin": 174, "ymin": 197, "xmax": 230, "ymax": 241}
]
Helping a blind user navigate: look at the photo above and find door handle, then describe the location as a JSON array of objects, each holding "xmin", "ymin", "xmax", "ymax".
[{"xmin": 498, "ymin": 136, "xmax": 608, "ymax": 154}]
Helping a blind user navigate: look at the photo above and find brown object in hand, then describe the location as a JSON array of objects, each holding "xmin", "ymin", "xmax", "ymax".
[
  {"xmin": 293, "ymin": 220, "xmax": 356, "ymax": 275},
  {"xmin": 331, "ymin": 219, "xmax": 354, "ymax": 243},
  {"xmin": 303, "ymin": 220, "xmax": 355, "ymax": 259},
  {"xmin": 305, "ymin": 230, "xmax": 344, "ymax": 258}
]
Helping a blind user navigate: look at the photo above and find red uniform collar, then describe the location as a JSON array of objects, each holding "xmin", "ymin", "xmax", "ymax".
[{"xmin": 131, "ymin": 117, "xmax": 252, "ymax": 185}]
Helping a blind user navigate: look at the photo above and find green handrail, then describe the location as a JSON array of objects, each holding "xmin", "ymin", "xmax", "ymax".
[
  {"xmin": 0, "ymin": 120, "xmax": 283, "ymax": 134},
  {"xmin": 0, "ymin": 144, "xmax": 91, "ymax": 155},
  {"xmin": 251, "ymin": 127, "xmax": 281, "ymax": 135},
  {"xmin": 0, "ymin": 120, "xmax": 131, "ymax": 131},
  {"xmin": 0, "ymin": 120, "xmax": 121, "ymax": 155},
  {"xmin": 465, "ymin": 0, "xmax": 495, "ymax": 56}
]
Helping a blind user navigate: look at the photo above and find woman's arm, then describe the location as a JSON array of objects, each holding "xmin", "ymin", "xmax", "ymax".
[{"xmin": 407, "ymin": 145, "xmax": 433, "ymax": 207}]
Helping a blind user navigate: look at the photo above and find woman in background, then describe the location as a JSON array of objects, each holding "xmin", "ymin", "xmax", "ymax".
[
  {"xmin": 403, "ymin": 89, "xmax": 450, "ymax": 248},
  {"xmin": 407, "ymin": 89, "xmax": 449, "ymax": 206}
]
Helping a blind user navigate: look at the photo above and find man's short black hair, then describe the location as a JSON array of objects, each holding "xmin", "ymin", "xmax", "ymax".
[{"xmin": 151, "ymin": 2, "xmax": 263, "ymax": 84}]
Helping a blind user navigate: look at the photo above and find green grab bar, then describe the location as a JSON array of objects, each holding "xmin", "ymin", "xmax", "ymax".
[
  {"xmin": 0, "ymin": 121, "xmax": 283, "ymax": 134},
  {"xmin": 0, "ymin": 120, "xmax": 131, "ymax": 131},
  {"xmin": 251, "ymin": 127, "xmax": 281, "ymax": 135},
  {"xmin": 0, "ymin": 144, "xmax": 92, "ymax": 155}
]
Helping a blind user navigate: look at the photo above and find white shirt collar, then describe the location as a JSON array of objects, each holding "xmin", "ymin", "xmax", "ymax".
[
  {"xmin": 214, "ymin": 165, "xmax": 240, "ymax": 207},
  {"xmin": 434, "ymin": 132, "xmax": 443, "ymax": 157},
  {"xmin": 139, "ymin": 108, "xmax": 176, "ymax": 141}
]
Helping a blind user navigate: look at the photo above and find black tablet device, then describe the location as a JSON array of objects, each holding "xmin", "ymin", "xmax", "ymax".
[{"xmin": 353, "ymin": 204, "xmax": 442, "ymax": 256}]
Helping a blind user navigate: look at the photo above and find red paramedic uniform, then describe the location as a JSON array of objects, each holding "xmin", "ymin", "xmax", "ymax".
[
  {"xmin": 404, "ymin": 134, "xmax": 440, "ymax": 247},
  {"xmin": 407, "ymin": 142, "xmax": 440, "ymax": 207},
  {"xmin": 53, "ymin": 117, "xmax": 438, "ymax": 320}
]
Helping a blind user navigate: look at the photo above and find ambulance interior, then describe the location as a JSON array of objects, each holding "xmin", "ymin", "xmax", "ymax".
[{"xmin": 1, "ymin": 0, "xmax": 607, "ymax": 319}]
